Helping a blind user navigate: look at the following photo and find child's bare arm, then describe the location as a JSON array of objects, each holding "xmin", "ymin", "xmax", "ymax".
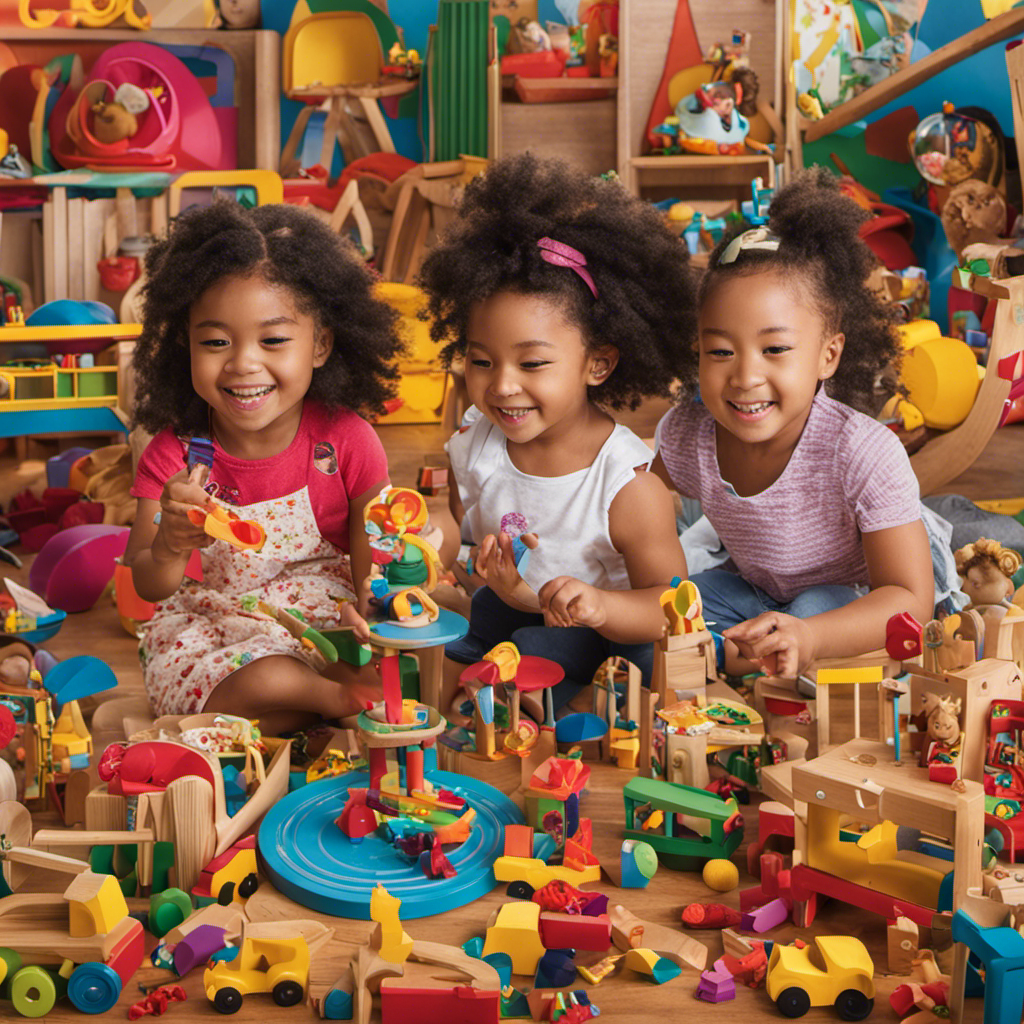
[
  {"xmin": 540, "ymin": 469, "xmax": 687, "ymax": 644},
  {"xmin": 435, "ymin": 462, "xmax": 465, "ymax": 570},
  {"xmin": 347, "ymin": 477, "xmax": 390, "ymax": 619},
  {"xmin": 123, "ymin": 465, "xmax": 213, "ymax": 602},
  {"xmin": 725, "ymin": 519, "xmax": 934, "ymax": 677}
]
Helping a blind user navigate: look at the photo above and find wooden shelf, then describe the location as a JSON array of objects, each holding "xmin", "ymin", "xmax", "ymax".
[
  {"xmin": 626, "ymin": 153, "xmax": 775, "ymax": 196},
  {"xmin": 802, "ymin": 6, "xmax": 1024, "ymax": 143}
]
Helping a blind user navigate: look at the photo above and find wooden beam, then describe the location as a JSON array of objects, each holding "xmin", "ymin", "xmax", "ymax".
[{"xmin": 803, "ymin": 7, "xmax": 1024, "ymax": 143}]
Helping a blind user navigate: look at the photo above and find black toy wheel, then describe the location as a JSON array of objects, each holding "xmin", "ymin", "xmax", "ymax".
[
  {"xmin": 273, "ymin": 981, "xmax": 304, "ymax": 1007},
  {"xmin": 776, "ymin": 987, "xmax": 812, "ymax": 1018},
  {"xmin": 238, "ymin": 873, "xmax": 260, "ymax": 898},
  {"xmin": 835, "ymin": 990, "xmax": 873, "ymax": 1021},
  {"xmin": 506, "ymin": 880, "xmax": 534, "ymax": 900},
  {"xmin": 213, "ymin": 987, "xmax": 243, "ymax": 1014},
  {"xmin": 216, "ymin": 882, "xmax": 236, "ymax": 906}
]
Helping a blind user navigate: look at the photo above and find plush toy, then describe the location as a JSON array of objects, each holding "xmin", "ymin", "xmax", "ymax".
[
  {"xmin": 940, "ymin": 179, "xmax": 1008, "ymax": 261},
  {"xmin": 90, "ymin": 83, "xmax": 151, "ymax": 145}
]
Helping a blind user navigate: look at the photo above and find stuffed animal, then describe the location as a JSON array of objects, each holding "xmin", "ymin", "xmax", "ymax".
[
  {"xmin": 940, "ymin": 180, "xmax": 1007, "ymax": 261},
  {"xmin": 90, "ymin": 82, "xmax": 151, "ymax": 145}
]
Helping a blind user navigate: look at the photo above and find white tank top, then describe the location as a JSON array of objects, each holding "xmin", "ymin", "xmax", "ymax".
[{"xmin": 446, "ymin": 412, "xmax": 654, "ymax": 592}]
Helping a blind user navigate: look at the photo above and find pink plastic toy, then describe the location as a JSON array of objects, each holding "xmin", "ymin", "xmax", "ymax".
[
  {"xmin": 50, "ymin": 42, "xmax": 225, "ymax": 171},
  {"xmin": 28, "ymin": 523, "xmax": 128, "ymax": 613}
]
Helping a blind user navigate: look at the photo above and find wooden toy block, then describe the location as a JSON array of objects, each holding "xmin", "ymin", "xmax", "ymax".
[
  {"xmin": 609, "ymin": 905, "xmax": 707, "ymax": 971},
  {"xmin": 538, "ymin": 911, "xmax": 611, "ymax": 952},
  {"xmin": 503, "ymin": 823, "xmax": 534, "ymax": 859},
  {"xmin": 370, "ymin": 885, "xmax": 413, "ymax": 964},
  {"xmin": 889, "ymin": 916, "xmax": 922, "ymax": 975},
  {"xmin": 482, "ymin": 901, "xmax": 547, "ymax": 975},
  {"xmin": 492, "ymin": 854, "xmax": 602, "ymax": 889},
  {"xmin": 623, "ymin": 947, "xmax": 681, "ymax": 984},
  {"xmin": 696, "ymin": 967, "xmax": 736, "ymax": 1001},
  {"xmin": 740, "ymin": 897, "xmax": 791, "ymax": 933}
]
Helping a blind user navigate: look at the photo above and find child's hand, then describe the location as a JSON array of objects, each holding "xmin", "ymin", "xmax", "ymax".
[
  {"xmin": 339, "ymin": 599, "xmax": 371, "ymax": 643},
  {"xmin": 539, "ymin": 577, "xmax": 607, "ymax": 630},
  {"xmin": 724, "ymin": 612, "xmax": 816, "ymax": 679},
  {"xmin": 476, "ymin": 532, "xmax": 541, "ymax": 611},
  {"xmin": 154, "ymin": 464, "xmax": 216, "ymax": 558}
]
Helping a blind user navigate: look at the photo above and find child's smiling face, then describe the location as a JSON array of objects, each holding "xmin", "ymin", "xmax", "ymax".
[
  {"xmin": 189, "ymin": 274, "xmax": 331, "ymax": 456},
  {"xmin": 463, "ymin": 290, "xmax": 617, "ymax": 449},
  {"xmin": 698, "ymin": 269, "xmax": 844, "ymax": 458}
]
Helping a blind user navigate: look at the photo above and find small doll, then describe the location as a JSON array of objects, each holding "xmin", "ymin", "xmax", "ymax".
[
  {"xmin": 651, "ymin": 67, "xmax": 772, "ymax": 157},
  {"xmin": 919, "ymin": 691, "xmax": 963, "ymax": 784},
  {"xmin": 954, "ymin": 538, "xmax": 1023, "ymax": 661}
]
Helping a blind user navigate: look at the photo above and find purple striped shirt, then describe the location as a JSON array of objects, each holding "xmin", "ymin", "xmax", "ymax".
[{"xmin": 655, "ymin": 389, "xmax": 921, "ymax": 602}]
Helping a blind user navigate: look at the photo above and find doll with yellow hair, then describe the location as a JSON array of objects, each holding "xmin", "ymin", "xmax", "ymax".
[{"xmin": 954, "ymin": 537, "xmax": 1024, "ymax": 663}]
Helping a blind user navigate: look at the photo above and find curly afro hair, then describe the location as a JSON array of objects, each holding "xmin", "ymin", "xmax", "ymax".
[
  {"xmin": 698, "ymin": 165, "xmax": 901, "ymax": 412},
  {"xmin": 132, "ymin": 199, "xmax": 404, "ymax": 436},
  {"xmin": 416, "ymin": 153, "xmax": 697, "ymax": 411}
]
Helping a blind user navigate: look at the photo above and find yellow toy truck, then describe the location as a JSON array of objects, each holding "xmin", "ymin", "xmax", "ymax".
[
  {"xmin": 765, "ymin": 935, "xmax": 875, "ymax": 1020},
  {"xmin": 204, "ymin": 929, "xmax": 309, "ymax": 1014}
]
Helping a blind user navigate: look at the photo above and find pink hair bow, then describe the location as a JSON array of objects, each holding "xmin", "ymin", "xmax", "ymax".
[{"xmin": 537, "ymin": 236, "xmax": 599, "ymax": 299}]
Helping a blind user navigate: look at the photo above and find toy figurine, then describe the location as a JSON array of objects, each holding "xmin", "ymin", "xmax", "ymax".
[
  {"xmin": 211, "ymin": 0, "xmax": 260, "ymax": 29},
  {"xmin": 919, "ymin": 692, "xmax": 964, "ymax": 783},
  {"xmin": 954, "ymin": 538, "xmax": 1024, "ymax": 662},
  {"xmin": 650, "ymin": 68, "xmax": 772, "ymax": 157}
]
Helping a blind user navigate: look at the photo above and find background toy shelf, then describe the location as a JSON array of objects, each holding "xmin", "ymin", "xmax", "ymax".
[{"xmin": 0, "ymin": 325, "xmax": 138, "ymax": 439}]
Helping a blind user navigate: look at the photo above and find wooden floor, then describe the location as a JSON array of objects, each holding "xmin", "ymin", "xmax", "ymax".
[{"xmin": 1, "ymin": 405, "xmax": 1016, "ymax": 1022}]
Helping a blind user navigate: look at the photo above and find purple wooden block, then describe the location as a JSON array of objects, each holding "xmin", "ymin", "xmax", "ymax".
[
  {"xmin": 695, "ymin": 968, "xmax": 736, "ymax": 1003},
  {"xmin": 740, "ymin": 897, "xmax": 790, "ymax": 933},
  {"xmin": 173, "ymin": 924, "xmax": 228, "ymax": 976}
]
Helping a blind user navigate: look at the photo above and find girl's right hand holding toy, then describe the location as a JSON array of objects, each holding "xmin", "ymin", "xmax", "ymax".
[{"xmin": 152, "ymin": 464, "xmax": 217, "ymax": 561}]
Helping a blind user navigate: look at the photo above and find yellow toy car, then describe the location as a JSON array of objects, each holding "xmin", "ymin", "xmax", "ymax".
[
  {"xmin": 204, "ymin": 934, "xmax": 309, "ymax": 1014},
  {"xmin": 766, "ymin": 936, "xmax": 875, "ymax": 1020}
]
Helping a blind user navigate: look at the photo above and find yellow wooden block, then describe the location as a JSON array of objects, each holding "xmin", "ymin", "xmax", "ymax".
[
  {"xmin": 816, "ymin": 666, "xmax": 884, "ymax": 685},
  {"xmin": 482, "ymin": 901, "xmax": 546, "ymax": 975}
]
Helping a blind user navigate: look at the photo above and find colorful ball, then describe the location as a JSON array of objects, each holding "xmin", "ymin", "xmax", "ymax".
[{"xmin": 702, "ymin": 858, "xmax": 739, "ymax": 892}]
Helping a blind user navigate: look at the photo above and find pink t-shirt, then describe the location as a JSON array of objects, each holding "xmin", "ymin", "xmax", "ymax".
[
  {"xmin": 655, "ymin": 389, "xmax": 921, "ymax": 602},
  {"xmin": 131, "ymin": 401, "xmax": 387, "ymax": 552}
]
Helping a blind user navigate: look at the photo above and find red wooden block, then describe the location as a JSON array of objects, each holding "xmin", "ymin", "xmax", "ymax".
[{"xmin": 538, "ymin": 912, "xmax": 611, "ymax": 952}]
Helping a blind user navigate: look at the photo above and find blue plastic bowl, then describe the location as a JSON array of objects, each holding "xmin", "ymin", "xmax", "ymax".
[{"xmin": 11, "ymin": 609, "xmax": 67, "ymax": 643}]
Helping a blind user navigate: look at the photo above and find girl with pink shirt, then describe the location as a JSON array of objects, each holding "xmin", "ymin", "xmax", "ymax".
[
  {"xmin": 124, "ymin": 200, "xmax": 404, "ymax": 732},
  {"xmin": 652, "ymin": 168, "xmax": 937, "ymax": 679}
]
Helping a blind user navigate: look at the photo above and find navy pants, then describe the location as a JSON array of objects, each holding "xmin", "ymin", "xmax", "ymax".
[{"xmin": 445, "ymin": 586, "xmax": 654, "ymax": 711}]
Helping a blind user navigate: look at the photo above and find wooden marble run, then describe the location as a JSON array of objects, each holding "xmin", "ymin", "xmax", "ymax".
[
  {"xmin": 650, "ymin": 577, "xmax": 717, "ymax": 703},
  {"xmin": 438, "ymin": 642, "xmax": 565, "ymax": 794}
]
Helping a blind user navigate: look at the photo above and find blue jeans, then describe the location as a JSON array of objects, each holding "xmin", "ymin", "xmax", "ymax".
[
  {"xmin": 688, "ymin": 568, "xmax": 860, "ymax": 633},
  {"xmin": 445, "ymin": 586, "xmax": 654, "ymax": 710}
]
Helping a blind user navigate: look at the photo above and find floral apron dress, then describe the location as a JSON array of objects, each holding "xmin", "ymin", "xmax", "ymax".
[{"xmin": 138, "ymin": 485, "xmax": 356, "ymax": 716}]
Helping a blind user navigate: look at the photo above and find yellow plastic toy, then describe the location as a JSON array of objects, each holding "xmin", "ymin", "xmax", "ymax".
[
  {"xmin": 765, "ymin": 935, "xmax": 875, "ymax": 1020},
  {"xmin": 659, "ymin": 579, "xmax": 706, "ymax": 636},
  {"xmin": 187, "ymin": 503, "xmax": 266, "ymax": 553},
  {"xmin": 19, "ymin": 0, "xmax": 150, "ymax": 29},
  {"xmin": 204, "ymin": 930, "xmax": 309, "ymax": 1014},
  {"xmin": 897, "ymin": 319, "xmax": 983, "ymax": 430}
]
